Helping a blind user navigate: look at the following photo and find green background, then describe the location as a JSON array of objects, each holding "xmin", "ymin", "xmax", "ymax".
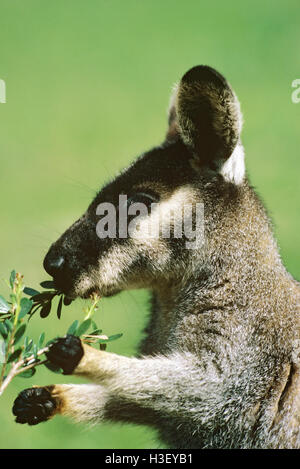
[{"xmin": 0, "ymin": 0, "xmax": 299, "ymax": 449}]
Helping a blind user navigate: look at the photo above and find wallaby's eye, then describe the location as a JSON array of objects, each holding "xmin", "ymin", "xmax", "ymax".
[
  {"xmin": 117, "ymin": 192, "xmax": 159, "ymax": 220},
  {"xmin": 127, "ymin": 192, "xmax": 159, "ymax": 210}
]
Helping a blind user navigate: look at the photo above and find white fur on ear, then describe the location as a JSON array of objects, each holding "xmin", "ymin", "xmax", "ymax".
[
  {"xmin": 218, "ymin": 92, "xmax": 244, "ymax": 184},
  {"xmin": 232, "ymin": 92, "xmax": 243, "ymax": 135},
  {"xmin": 167, "ymin": 82, "xmax": 179, "ymax": 116},
  {"xmin": 220, "ymin": 143, "xmax": 245, "ymax": 185},
  {"xmin": 167, "ymin": 77, "xmax": 245, "ymax": 185}
]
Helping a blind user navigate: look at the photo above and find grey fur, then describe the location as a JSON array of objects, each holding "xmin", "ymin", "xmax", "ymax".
[{"xmin": 16, "ymin": 66, "xmax": 300, "ymax": 449}]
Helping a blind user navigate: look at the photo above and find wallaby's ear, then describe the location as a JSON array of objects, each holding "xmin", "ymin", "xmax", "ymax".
[{"xmin": 167, "ymin": 66, "xmax": 243, "ymax": 171}]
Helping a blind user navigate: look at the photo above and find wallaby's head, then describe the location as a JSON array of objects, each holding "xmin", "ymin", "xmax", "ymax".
[{"xmin": 44, "ymin": 65, "xmax": 246, "ymax": 299}]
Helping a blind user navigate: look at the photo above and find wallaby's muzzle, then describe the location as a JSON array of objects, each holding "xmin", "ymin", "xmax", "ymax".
[{"xmin": 43, "ymin": 245, "xmax": 74, "ymax": 296}]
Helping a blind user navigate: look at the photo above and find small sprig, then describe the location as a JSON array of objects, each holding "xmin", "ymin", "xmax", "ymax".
[
  {"xmin": 65, "ymin": 293, "xmax": 122, "ymax": 351},
  {"xmin": 0, "ymin": 272, "xmax": 37, "ymax": 394},
  {"xmin": 24, "ymin": 280, "xmax": 73, "ymax": 319},
  {"xmin": 0, "ymin": 271, "xmax": 123, "ymax": 396}
]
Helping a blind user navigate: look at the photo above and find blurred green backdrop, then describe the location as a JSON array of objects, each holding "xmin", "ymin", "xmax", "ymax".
[{"xmin": 0, "ymin": 0, "xmax": 299, "ymax": 449}]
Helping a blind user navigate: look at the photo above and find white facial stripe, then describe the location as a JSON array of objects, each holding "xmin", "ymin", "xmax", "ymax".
[
  {"xmin": 76, "ymin": 187, "xmax": 198, "ymax": 294},
  {"xmin": 75, "ymin": 275, "xmax": 94, "ymax": 296},
  {"xmin": 75, "ymin": 245, "xmax": 135, "ymax": 296},
  {"xmin": 130, "ymin": 186, "xmax": 198, "ymax": 241},
  {"xmin": 220, "ymin": 144, "xmax": 245, "ymax": 185},
  {"xmin": 98, "ymin": 244, "xmax": 135, "ymax": 285}
]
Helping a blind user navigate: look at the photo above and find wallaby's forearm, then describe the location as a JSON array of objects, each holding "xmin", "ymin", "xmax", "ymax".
[
  {"xmin": 49, "ymin": 383, "xmax": 109, "ymax": 423},
  {"xmin": 13, "ymin": 338, "xmax": 222, "ymax": 428},
  {"xmin": 66, "ymin": 345, "xmax": 221, "ymax": 422}
]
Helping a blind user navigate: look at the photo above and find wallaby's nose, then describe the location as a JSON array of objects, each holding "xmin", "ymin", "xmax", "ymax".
[{"xmin": 43, "ymin": 250, "xmax": 65, "ymax": 278}]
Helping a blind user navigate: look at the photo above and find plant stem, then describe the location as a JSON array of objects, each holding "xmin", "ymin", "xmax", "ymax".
[
  {"xmin": 0, "ymin": 274, "xmax": 23, "ymax": 389},
  {"xmin": 0, "ymin": 346, "xmax": 49, "ymax": 395},
  {"xmin": 84, "ymin": 294, "xmax": 101, "ymax": 320}
]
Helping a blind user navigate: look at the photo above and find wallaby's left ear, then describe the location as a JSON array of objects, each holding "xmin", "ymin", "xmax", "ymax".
[{"xmin": 167, "ymin": 66, "xmax": 244, "ymax": 182}]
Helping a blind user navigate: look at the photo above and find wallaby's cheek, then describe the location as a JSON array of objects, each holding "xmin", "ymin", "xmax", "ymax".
[
  {"xmin": 71, "ymin": 186, "xmax": 203, "ymax": 296},
  {"xmin": 71, "ymin": 241, "xmax": 139, "ymax": 297},
  {"xmin": 72, "ymin": 237, "xmax": 171, "ymax": 297}
]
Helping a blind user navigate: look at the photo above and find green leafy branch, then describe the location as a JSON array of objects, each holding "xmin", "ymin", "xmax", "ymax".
[{"xmin": 0, "ymin": 271, "xmax": 122, "ymax": 396}]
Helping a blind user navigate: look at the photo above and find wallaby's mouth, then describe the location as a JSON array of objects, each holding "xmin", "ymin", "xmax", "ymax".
[
  {"xmin": 48, "ymin": 265, "xmax": 120, "ymax": 300},
  {"xmin": 80, "ymin": 285, "xmax": 122, "ymax": 299},
  {"xmin": 51, "ymin": 278, "xmax": 77, "ymax": 300},
  {"xmin": 56, "ymin": 279, "xmax": 121, "ymax": 301},
  {"xmin": 44, "ymin": 251, "xmax": 100, "ymax": 300},
  {"xmin": 50, "ymin": 276, "xmax": 90, "ymax": 300},
  {"xmin": 81, "ymin": 286, "xmax": 101, "ymax": 299}
]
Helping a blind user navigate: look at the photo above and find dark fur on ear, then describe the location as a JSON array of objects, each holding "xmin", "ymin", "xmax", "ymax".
[{"xmin": 167, "ymin": 66, "xmax": 242, "ymax": 168}]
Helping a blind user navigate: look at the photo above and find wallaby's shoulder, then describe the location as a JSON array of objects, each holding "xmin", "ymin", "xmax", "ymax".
[{"xmin": 141, "ymin": 173, "xmax": 300, "ymax": 371}]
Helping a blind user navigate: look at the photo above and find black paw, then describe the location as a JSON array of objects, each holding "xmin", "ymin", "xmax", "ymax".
[
  {"xmin": 12, "ymin": 387, "xmax": 56, "ymax": 425},
  {"xmin": 46, "ymin": 334, "xmax": 84, "ymax": 375}
]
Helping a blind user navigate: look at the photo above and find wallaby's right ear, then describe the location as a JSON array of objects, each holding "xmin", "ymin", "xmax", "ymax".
[{"xmin": 166, "ymin": 66, "xmax": 243, "ymax": 169}]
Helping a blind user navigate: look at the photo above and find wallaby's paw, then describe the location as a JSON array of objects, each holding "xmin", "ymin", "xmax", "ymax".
[
  {"xmin": 46, "ymin": 334, "xmax": 84, "ymax": 375},
  {"xmin": 12, "ymin": 387, "xmax": 56, "ymax": 425}
]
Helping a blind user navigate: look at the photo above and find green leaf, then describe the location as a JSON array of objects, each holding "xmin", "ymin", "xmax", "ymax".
[
  {"xmin": 24, "ymin": 338, "xmax": 33, "ymax": 354},
  {"xmin": 0, "ymin": 295, "xmax": 10, "ymax": 313},
  {"xmin": 28, "ymin": 303, "xmax": 42, "ymax": 318},
  {"xmin": 44, "ymin": 361, "xmax": 62, "ymax": 374},
  {"xmin": 91, "ymin": 320, "xmax": 99, "ymax": 330},
  {"xmin": 9, "ymin": 270, "xmax": 16, "ymax": 289},
  {"xmin": 8, "ymin": 348, "xmax": 22, "ymax": 363},
  {"xmin": 107, "ymin": 333, "xmax": 123, "ymax": 342},
  {"xmin": 19, "ymin": 298, "xmax": 33, "ymax": 319},
  {"xmin": 40, "ymin": 280, "xmax": 55, "ymax": 289},
  {"xmin": 18, "ymin": 367, "xmax": 36, "ymax": 378},
  {"xmin": 88, "ymin": 329, "xmax": 103, "ymax": 336},
  {"xmin": 0, "ymin": 322, "xmax": 8, "ymax": 339},
  {"xmin": 40, "ymin": 302, "xmax": 52, "ymax": 318},
  {"xmin": 97, "ymin": 333, "xmax": 123, "ymax": 344},
  {"xmin": 45, "ymin": 339, "xmax": 56, "ymax": 347},
  {"xmin": 67, "ymin": 320, "xmax": 79, "ymax": 336},
  {"xmin": 33, "ymin": 292, "xmax": 56, "ymax": 303},
  {"xmin": 10, "ymin": 293, "xmax": 17, "ymax": 304},
  {"xmin": 33, "ymin": 344, "xmax": 38, "ymax": 360},
  {"xmin": 76, "ymin": 319, "xmax": 92, "ymax": 337},
  {"xmin": 23, "ymin": 287, "xmax": 40, "ymax": 297},
  {"xmin": 57, "ymin": 296, "xmax": 63, "ymax": 319},
  {"xmin": 14, "ymin": 324, "xmax": 26, "ymax": 345},
  {"xmin": 38, "ymin": 332, "xmax": 45, "ymax": 349},
  {"xmin": 4, "ymin": 319, "xmax": 13, "ymax": 333}
]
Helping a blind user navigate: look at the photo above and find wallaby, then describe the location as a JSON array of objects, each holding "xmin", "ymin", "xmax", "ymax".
[{"xmin": 12, "ymin": 66, "xmax": 300, "ymax": 449}]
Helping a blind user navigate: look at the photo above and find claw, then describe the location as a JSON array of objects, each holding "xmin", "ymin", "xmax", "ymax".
[
  {"xmin": 45, "ymin": 334, "xmax": 83, "ymax": 375},
  {"xmin": 13, "ymin": 387, "xmax": 56, "ymax": 425}
]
